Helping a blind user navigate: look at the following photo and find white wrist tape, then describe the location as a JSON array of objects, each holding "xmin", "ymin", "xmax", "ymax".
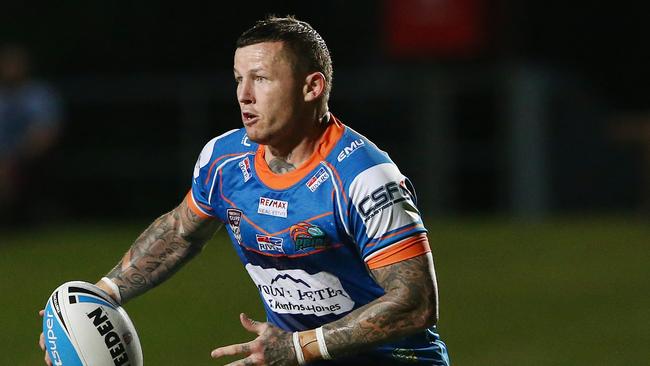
[
  {"xmin": 315, "ymin": 327, "xmax": 332, "ymax": 360},
  {"xmin": 293, "ymin": 332, "xmax": 306, "ymax": 365},
  {"xmin": 100, "ymin": 277, "xmax": 122, "ymax": 304}
]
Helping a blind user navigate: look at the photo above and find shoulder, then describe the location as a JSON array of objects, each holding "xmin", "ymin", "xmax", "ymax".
[
  {"xmin": 329, "ymin": 124, "xmax": 397, "ymax": 189},
  {"xmin": 193, "ymin": 128, "xmax": 256, "ymax": 180}
]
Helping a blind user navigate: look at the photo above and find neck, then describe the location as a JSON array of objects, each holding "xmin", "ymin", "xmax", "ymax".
[{"xmin": 265, "ymin": 111, "xmax": 330, "ymax": 174}]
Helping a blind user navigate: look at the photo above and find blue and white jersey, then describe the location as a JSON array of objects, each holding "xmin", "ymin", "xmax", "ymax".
[{"xmin": 187, "ymin": 114, "xmax": 449, "ymax": 365}]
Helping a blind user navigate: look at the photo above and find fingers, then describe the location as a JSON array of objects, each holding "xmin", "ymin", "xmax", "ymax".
[
  {"xmin": 239, "ymin": 313, "xmax": 262, "ymax": 334},
  {"xmin": 224, "ymin": 357, "xmax": 257, "ymax": 366},
  {"xmin": 211, "ymin": 341, "xmax": 252, "ymax": 359},
  {"xmin": 40, "ymin": 333, "xmax": 52, "ymax": 365},
  {"xmin": 39, "ymin": 309, "xmax": 52, "ymax": 365}
]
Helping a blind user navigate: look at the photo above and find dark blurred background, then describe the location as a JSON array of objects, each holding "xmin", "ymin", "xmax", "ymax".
[
  {"xmin": 3, "ymin": 2, "xmax": 650, "ymax": 365},
  {"xmin": 2, "ymin": 0, "xmax": 649, "ymax": 222}
]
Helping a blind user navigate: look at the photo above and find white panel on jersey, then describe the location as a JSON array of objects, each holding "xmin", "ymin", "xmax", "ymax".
[
  {"xmin": 349, "ymin": 163, "xmax": 421, "ymax": 239},
  {"xmin": 246, "ymin": 264, "xmax": 354, "ymax": 316},
  {"xmin": 193, "ymin": 129, "xmax": 238, "ymax": 179}
]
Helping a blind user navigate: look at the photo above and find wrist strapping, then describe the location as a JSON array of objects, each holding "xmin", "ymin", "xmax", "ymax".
[
  {"xmin": 292, "ymin": 332, "xmax": 306, "ymax": 365},
  {"xmin": 100, "ymin": 277, "xmax": 122, "ymax": 304},
  {"xmin": 315, "ymin": 327, "xmax": 332, "ymax": 360},
  {"xmin": 293, "ymin": 328, "xmax": 332, "ymax": 364}
]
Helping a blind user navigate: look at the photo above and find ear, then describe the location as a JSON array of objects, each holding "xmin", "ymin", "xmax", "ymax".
[{"xmin": 303, "ymin": 72, "xmax": 326, "ymax": 102}]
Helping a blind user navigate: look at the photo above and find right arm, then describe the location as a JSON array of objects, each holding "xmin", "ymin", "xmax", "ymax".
[
  {"xmin": 41, "ymin": 198, "xmax": 221, "ymax": 365},
  {"xmin": 98, "ymin": 197, "xmax": 222, "ymax": 303}
]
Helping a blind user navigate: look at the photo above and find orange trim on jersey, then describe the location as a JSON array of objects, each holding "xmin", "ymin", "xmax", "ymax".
[
  {"xmin": 204, "ymin": 153, "xmax": 249, "ymax": 185},
  {"xmin": 219, "ymin": 168, "xmax": 270, "ymax": 236},
  {"xmin": 218, "ymin": 168, "xmax": 334, "ymax": 237},
  {"xmin": 185, "ymin": 191, "xmax": 212, "ymax": 219},
  {"xmin": 365, "ymin": 223, "xmax": 424, "ymax": 248},
  {"xmin": 269, "ymin": 211, "xmax": 333, "ymax": 236},
  {"xmin": 254, "ymin": 117, "xmax": 345, "ymax": 190},
  {"xmin": 323, "ymin": 161, "xmax": 348, "ymax": 203},
  {"xmin": 366, "ymin": 234, "xmax": 431, "ymax": 269},
  {"xmin": 218, "ymin": 170, "xmax": 238, "ymax": 208},
  {"xmin": 242, "ymin": 214, "xmax": 272, "ymax": 236},
  {"xmin": 240, "ymin": 241, "xmax": 344, "ymax": 258}
]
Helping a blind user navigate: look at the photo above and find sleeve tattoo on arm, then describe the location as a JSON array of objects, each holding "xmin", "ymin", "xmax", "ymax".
[
  {"xmin": 323, "ymin": 253, "xmax": 438, "ymax": 358},
  {"xmin": 106, "ymin": 199, "xmax": 222, "ymax": 303}
]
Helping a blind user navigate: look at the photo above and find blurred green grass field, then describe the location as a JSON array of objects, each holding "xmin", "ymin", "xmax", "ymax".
[{"xmin": 1, "ymin": 216, "xmax": 648, "ymax": 365}]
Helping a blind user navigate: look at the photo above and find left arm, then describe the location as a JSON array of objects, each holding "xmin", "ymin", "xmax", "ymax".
[
  {"xmin": 323, "ymin": 251, "xmax": 438, "ymax": 357},
  {"xmin": 211, "ymin": 249, "xmax": 439, "ymax": 365}
]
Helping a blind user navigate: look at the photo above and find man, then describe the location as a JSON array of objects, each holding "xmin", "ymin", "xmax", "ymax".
[
  {"xmin": 40, "ymin": 16, "xmax": 450, "ymax": 365},
  {"xmin": 0, "ymin": 44, "xmax": 62, "ymax": 224}
]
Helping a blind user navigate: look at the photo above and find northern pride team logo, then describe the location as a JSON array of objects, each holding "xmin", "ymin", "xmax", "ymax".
[
  {"xmin": 290, "ymin": 222, "xmax": 329, "ymax": 251},
  {"xmin": 227, "ymin": 209, "xmax": 243, "ymax": 244}
]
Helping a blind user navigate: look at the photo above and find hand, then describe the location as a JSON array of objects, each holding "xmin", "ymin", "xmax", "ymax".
[
  {"xmin": 211, "ymin": 313, "xmax": 296, "ymax": 366},
  {"xmin": 38, "ymin": 310, "xmax": 53, "ymax": 366}
]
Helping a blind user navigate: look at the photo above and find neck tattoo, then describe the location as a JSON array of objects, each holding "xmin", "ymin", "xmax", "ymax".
[{"xmin": 268, "ymin": 158, "xmax": 296, "ymax": 174}]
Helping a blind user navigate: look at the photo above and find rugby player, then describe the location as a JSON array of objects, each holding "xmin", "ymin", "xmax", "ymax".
[{"xmin": 40, "ymin": 16, "xmax": 450, "ymax": 365}]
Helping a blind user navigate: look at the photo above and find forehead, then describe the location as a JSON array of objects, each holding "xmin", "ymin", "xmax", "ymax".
[{"xmin": 233, "ymin": 41, "xmax": 291, "ymax": 73}]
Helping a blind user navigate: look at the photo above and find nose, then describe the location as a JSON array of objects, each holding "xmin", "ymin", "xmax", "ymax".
[{"xmin": 237, "ymin": 78, "xmax": 254, "ymax": 105}]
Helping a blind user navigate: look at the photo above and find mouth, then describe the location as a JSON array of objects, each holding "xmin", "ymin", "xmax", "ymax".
[{"xmin": 242, "ymin": 112, "xmax": 259, "ymax": 126}]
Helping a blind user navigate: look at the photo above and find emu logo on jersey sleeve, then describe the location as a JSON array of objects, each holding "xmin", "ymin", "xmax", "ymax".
[{"xmin": 337, "ymin": 139, "xmax": 365, "ymax": 162}]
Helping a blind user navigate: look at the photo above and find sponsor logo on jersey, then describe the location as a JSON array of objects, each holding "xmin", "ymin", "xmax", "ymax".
[
  {"xmin": 290, "ymin": 222, "xmax": 329, "ymax": 251},
  {"xmin": 256, "ymin": 235, "xmax": 285, "ymax": 253},
  {"xmin": 87, "ymin": 307, "xmax": 130, "ymax": 365},
  {"xmin": 238, "ymin": 157, "xmax": 252, "ymax": 182},
  {"xmin": 258, "ymin": 197, "xmax": 288, "ymax": 218},
  {"xmin": 306, "ymin": 168, "xmax": 329, "ymax": 192},
  {"xmin": 241, "ymin": 135, "xmax": 251, "ymax": 147},
  {"xmin": 337, "ymin": 139, "xmax": 365, "ymax": 162},
  {"xmin": 358, "ymin": 180, "xmax": 413, "ymax": 221},
  {"xmin": 227, "ymin": 209, "xmax": 243, "ymax": 244},
  {"xmin": 246, "ymin": 264, "xmax": 355, "ymax": 316}
]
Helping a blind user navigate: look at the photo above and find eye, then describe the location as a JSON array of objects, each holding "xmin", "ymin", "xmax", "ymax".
[
  {"xmin": 234, "ymin": 76, "xmax": 242, "ymax": 84},
  {"xmin": 255, "ymin": 76, "xmax": 266, "ymax": 82}
]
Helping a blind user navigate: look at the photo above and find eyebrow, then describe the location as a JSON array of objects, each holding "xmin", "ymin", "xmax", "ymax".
[{"xmin": 233, "ymin": 67, "xmax": 264, "ymax": 75}]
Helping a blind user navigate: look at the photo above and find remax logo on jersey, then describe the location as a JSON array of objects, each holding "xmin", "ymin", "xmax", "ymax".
[
  {"xmin": 256, "ymin": 235, "xmax": 284, "ymax": 253},
  {"xmin": 306, "ymin": 168, "xmax": 329, "ymax": 192},
  {"xmin": 358, "ymin": 180, "xmax": 413, "ymax": 221},
  {"xmin": 227, "ymin": 208, "xmax": 243, "ymax": 244},
  {"xmin": 290, "ymin": 222, "xmax": 329, "ymax": 251},
  {"xmin": 239, "ymin": 157, "xmax": 252, "ymax": 182},
  {"xmin": 337, "ymin": 139, "xmax": 365, "ymax": 162},
  {"xmin": 258, "ymin": 197, "xmax": 288, "ymax": 218}
]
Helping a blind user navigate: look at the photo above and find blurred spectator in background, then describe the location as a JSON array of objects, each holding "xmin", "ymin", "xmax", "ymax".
[{"xmin": 0, "ymin": 44, "xmax": 62, "ymax": 226}]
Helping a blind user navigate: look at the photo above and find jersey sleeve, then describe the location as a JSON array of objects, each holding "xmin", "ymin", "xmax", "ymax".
[
  {"xmin": 186, "ymin": 136, "xmax": 221, "ymax": 219},
  {"xmin": 347, "ymin": 163, "xmax": 429, "ymax": 269}
]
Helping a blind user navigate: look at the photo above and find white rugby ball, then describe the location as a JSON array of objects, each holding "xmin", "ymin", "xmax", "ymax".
[{"xmin": 42, "ymin": 281, "xmax": 143, "ymax": 366}]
